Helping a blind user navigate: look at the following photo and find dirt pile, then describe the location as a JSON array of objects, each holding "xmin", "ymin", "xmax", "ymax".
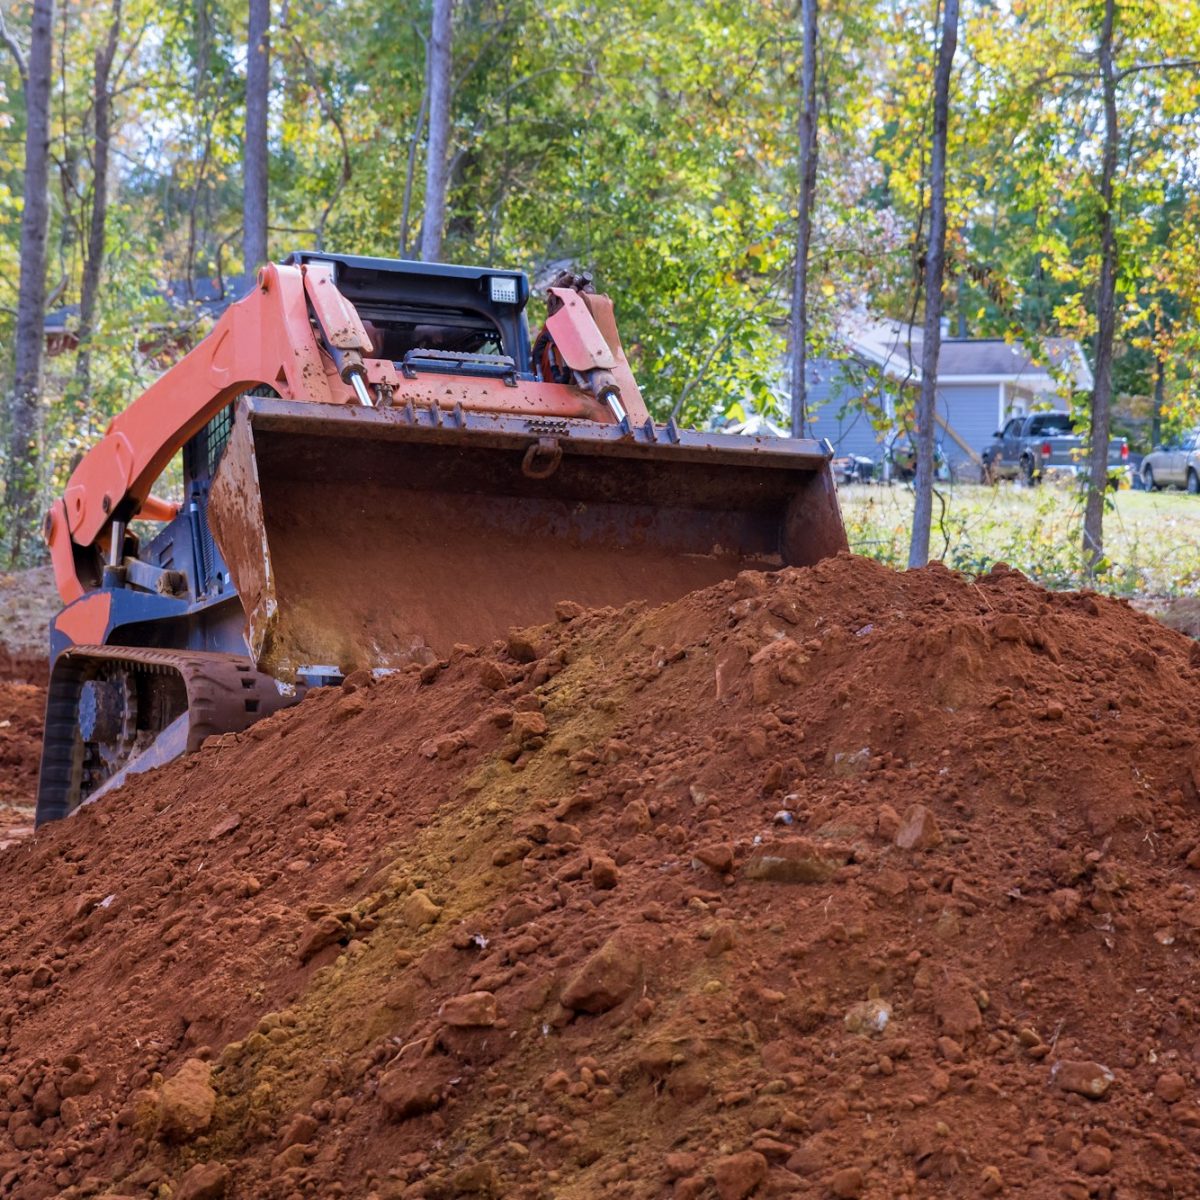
[{"xmin": 2, "ymin": 554, "xmax": 1200, "ymax": 1200}]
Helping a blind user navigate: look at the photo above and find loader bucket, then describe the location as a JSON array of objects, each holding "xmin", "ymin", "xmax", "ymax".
[{"xmin": 208, "ymin": 396, "xmax": 848, "ymax": 680}]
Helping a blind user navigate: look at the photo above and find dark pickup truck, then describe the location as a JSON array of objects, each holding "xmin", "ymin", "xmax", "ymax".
[{"xmin": 982, "ymin": 412, "xmax": 1129, "ymax": 484}]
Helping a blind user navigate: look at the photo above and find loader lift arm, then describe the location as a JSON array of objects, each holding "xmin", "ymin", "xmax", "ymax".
[{"xmin": 46, "ymin": 257, "xmax": 646, "ymax": 606}]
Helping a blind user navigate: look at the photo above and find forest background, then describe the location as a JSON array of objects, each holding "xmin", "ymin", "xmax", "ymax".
[{"xmin": 0, "ymin": 0, "xmax": 1198, "ymax": 579}]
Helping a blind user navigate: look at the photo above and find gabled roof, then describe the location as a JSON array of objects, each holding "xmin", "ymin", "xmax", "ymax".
[
  {"xmin": 44, "ymin": 277, "xmax": 235, "ymax": 334},
  {"xmin": 839, "ymin": 315, "xmax": 1093, "ymax": 391}
]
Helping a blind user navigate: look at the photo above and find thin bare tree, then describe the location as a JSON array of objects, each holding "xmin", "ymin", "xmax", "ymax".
[
  {"xmin": 3, "ymin": 0, "xmax": 55, "ymax": 565},
  {"xmin": 1082, "ymin": 0, "xmax": 1118, "ymax": 573},
  {"xmin": 71, "ymin": 0, "xmax": 123, "ymax": 408},
  {"xmin": 908, "ymin": 0, "xmax": 959, "ymax": 569},
  {"xmin": 244, "ymin": 0, "xmax": 271, "ymax": 276},
  {"xmin": 789, "ymin": 0, "xmax": 819, "ymax": 438},
  {"xmin": 418, "ymin": 0, "xmax": 453, "ymax": 262}
]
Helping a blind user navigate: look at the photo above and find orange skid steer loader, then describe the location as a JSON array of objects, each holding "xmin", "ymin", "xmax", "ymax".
[{"xmin": 37, "ymin": 252, "xmax": 847, "ymax": 823}]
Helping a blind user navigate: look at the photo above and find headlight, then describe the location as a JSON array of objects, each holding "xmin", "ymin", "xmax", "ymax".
[{"xmin": 488, "ymin": 276, "xmax": 519, "ymax": 305}]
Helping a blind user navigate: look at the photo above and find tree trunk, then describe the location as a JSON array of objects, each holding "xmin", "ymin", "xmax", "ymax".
[
  {"xmin": 789, "ymin": 0, "xmax": 819, "ymax": 438},
  {"xmin": 243, "ymin": 0, "xmax": 271, "ymax": 277},
  {"xmin": 1082, "ymin": 0, "xmax": 1118, "ymax": 573},
  {"xmin": 4, "ymin": 0, "xmax": 54, "ymax": 567},
  {"xmin": 418, "ymin": 0, "xmax": 453, "ymax": 262},
  {"xmin": 1150, "ymin": 354, "xmax": 1164, "ymax": 450},
  {"xmin": 71, "ymin": 0, "xmax": 122, "ymax": 411},
  {"xmin": 907, "ymin": 0, "xmax": 958, "ymax": 569},
  {"xmin": 400, "ymin": 89, "xmax": 430, "ymax": 257}
]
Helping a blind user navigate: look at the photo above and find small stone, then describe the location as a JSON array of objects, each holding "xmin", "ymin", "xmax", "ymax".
[
  {"xmin": 206, "ymin": 813, "xmax": 241, "ymax": 841},
  {"xmin": 935, "ymin": 1036, "xmax": 964, "ymax": 1062},
  {"xmin": 980, "ymin": 1165, "xmax": 1004, "ymax": 1196},
  {"xmin": 561, "ymin": 934, "xmax": 642, "ymax": 1014},
  {"xmin": 876, "ymin": 803, "xmax": 901, "ymax": 840},
  {"xmin": 491, "ymin": 839, "xmax": 532, "ymax": 867},
  {"xmin": 617, "ymin": 798, "xmax": 652, "ymax": 834},
  {"xmin": 506, "ymin": 631, "xmax": 540, "ymax": 662},
  {"xmin": 511, "ymin": 710, "xmax": 548, "ymax": 745},
  {"xmin": 401, "ymin": 890, "xmax": 442, "ymax": 929},
  {"xmin": 590, "ymin": 854, "xmax": 620, "ymax": 890},
  {"xmin": 554, "ymin": 600, "xmax": 585, "ymax": 621},
  {"xmin": 844, "ymin": 999, "xmax": 892, "ymax": 1036},
  {"xmin": 744, "ymin": 837, "xmax": 849, "ymax": 884},
  {"xmin": 665, "ymin": 1151, "xmax": 700, "ymax": 1180},
  {"xmin": 704, "ymin": 920, "xmax": 738, "ymax": 958},
  {"xmin": 894, "ymin": 804, "xmax": 943, "ymax": 850},
  {"xmin": 711, "ymin": 1150, "xmax": 768, "ymax": 1200},
  {"xmin": 440, "ymin": 991, "xmax": 498, "ymax": 1028},
  {"xmin": 1185, "ymin": 844, "xmax": 1200, "ymax": 870},
  {"xmin": 479, "ymin": 661, "xmax": 508, "ymax": 691},
  {"xmin": 31, "ymin": 1080, "xmax": 60, "ymax": 1120},
  {"xmin": 1076, "ymin": 1144, "xmax": 1112, "ymax": 1175},
  {"xmin": 694, "ymin": 842, "xmax": 734, "ymax": 874},
  {"xmin": 297, "ymin": 914, "xmax": 346, "ymax": 963},
  {"xmin": 378, "ymin": 1064, "xmax": 453, "ymax": 1121},
  {"xmin": 451, "ymin": 1161, "xmax": 499, "ymax": 1194},
  {"xmin": 159, "ymin": 1059, "xmax": 216, "ymax": 1142},
  {"xmin": 934, "ymin": 978, "xmax": 981, "ymax": 1040},
  {"xmin": 1054, "ymin": 1060, "xmax": 1113, "ymax": 1099},
  {"xmin": 174, "ymin": 1162, "xmax": 231, "ymax": 1200},
  {"xmin": 829, "ymin": 1166, "xmax": 865, "ymax": 1198},
  {"xmin": 1155, "ymin": 1071, "xmax": 1186, "ymax": 1103},
  {"xmin": 281, "ymin": 1114, "xmax": 319, "ymax": 1147}
]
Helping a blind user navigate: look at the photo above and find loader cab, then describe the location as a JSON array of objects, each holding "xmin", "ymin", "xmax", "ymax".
[
  {"xmin": 161, "ymin": 253, "xmax": 540, "ymax": 608},
  {"xmin": 283, "ymin": 250, "xmax": 535, "ymax": 379}
]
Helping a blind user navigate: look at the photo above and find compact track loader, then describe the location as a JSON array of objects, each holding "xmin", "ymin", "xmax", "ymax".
[{"xmin": 36, "ymin": 252, "xmax": 847, "ymax": 824}]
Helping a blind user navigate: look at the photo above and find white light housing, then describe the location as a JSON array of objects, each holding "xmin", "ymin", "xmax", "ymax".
[{"xmin": 488, "ymin": 275, "xmax": 519, "ymax": 305}]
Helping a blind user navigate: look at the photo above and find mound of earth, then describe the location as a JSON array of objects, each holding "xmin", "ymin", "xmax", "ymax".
[{"xmin": 1, "ymin": 554, "xmax": 1199, "ymax": 1200}]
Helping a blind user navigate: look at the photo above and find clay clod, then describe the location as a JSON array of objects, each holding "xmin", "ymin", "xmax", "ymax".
[
  {"xmin": 561, "ymin": 933, "xmax": 643, "ymax": 1013},
  {"xmin": 174, "ymin": 1161, "xmax": 231, "ymax": 1200},
  {"xmin": 744, "ymin": 837, "xmax": 849, "ymax": 883},
  {"xmin": 1054, "ymin": 1060, "xmax": 1114, "ymax": 1099},
  {"xmin": 158, "ymin": 1059, "xmax": 216, "ymax": 1142}
]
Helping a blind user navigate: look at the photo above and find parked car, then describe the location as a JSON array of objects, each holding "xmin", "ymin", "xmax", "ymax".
[
  {"xmin": 1141, "ymin": 429, "xmax": 1200, "ymax": 494},
  {"xmin": 982, "ymin": 412, "xmax": 1129, "ymax": 484}
]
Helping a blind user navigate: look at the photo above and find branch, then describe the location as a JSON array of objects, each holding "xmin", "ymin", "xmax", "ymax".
[
  {"xmin": 1116, "ymin": 58, "xmax": 1200, "ymax": 82},
  {"xmin": 0, "ymin": 4, "xmax": 26, "ymax": 83}
]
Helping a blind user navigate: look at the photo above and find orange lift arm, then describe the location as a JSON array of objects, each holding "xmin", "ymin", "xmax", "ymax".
[
  {"xmin": 47, "ymin": 262, "xmax": 337, "ymax": 603},
  {"xmin": 45, "ymin": 261, "xmax": 650, "ymax": 606}
]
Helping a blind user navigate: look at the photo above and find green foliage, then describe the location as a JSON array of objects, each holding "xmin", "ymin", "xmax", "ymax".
[
  {"xmin": 842, "ymin": 481, "xmax": 1200, "ymax": 597},
  {"xmin": 0, "ymin": 0, "xmax": 1198, "ymax": 576}
]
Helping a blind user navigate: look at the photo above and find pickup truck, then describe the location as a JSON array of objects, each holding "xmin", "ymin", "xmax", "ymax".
[{"xmin": 981, "ymin": 412, "xmax": 1129, "ymax": 484}]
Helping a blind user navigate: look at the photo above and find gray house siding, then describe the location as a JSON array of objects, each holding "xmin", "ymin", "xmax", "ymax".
[
  {"xmin": 805, "ymin": 360, "xmax": 1007, "ymax": 468},
  {"xmin": 935, "ymin": 384, "xmax": 1001, "ymax": 466},
  {"xmin": 806, "ymin": 358, "xmax": 891, "ymax": 458}
]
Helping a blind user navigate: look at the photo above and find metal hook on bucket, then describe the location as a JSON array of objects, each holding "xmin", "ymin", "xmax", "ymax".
[{"xmin": 522, "ymin": 437, "xmax": 563, "ymax": 480}]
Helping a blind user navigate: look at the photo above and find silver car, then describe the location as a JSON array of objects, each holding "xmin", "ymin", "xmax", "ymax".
[{"xmin": 1142, "ymin": 428, "xmax": 1200, "ymax": 494}]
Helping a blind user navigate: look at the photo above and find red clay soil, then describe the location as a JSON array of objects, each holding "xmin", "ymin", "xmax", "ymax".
[
  {"xmin": 0, "ymin": 654, "xmax": 46, "ymax": 848},
  {"xmin": 1, "ymin": 555, "xmax": 1200, "ymax": 1200}
]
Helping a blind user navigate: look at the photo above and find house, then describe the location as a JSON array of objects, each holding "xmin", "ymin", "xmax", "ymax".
[
  {"xmin": 43, "ymin": 276, "xmax": 238, "ymax": 356},
  {"xmin": 806, "ymin": 316, "xmax": 1094, "ymax": 475}
]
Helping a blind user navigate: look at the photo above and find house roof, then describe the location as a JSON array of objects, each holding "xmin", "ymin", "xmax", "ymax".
[
  {"xmin": 44, "ymin": 276, "xmax": 238, "ymax": 334},
  {"xmin": 840, "ymin": 316, "xmax": 1093, "ymax": 391}
]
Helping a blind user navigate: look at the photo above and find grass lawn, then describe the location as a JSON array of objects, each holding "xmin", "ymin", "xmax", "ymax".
[{"xmin": 838, "ymin": 481, "xmax": 1200, "ymax": 601}]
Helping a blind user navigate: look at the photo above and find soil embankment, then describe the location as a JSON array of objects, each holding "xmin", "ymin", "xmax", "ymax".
[{"xmin": 1, "ymin": 554, "xmax": 1199, "ymax": 1200}]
